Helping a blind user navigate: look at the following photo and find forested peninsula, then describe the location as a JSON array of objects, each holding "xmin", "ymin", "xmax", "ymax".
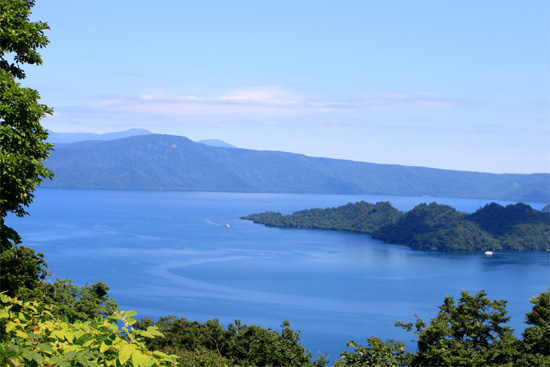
[{"xmin": 241, "ymin": 202, "xmax": 550, "ymax": 251}]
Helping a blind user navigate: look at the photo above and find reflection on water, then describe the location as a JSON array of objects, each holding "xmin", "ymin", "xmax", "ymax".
[{"xmin": 7, "ymin": 189, "xmax": 550, "ymax": 361}]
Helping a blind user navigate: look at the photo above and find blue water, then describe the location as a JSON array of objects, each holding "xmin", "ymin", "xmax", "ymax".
[{"xmin": 6, "ymin": 189, "xmax": 550, "ymax": 362}]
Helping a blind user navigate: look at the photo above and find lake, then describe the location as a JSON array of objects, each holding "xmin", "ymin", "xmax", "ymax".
[{"xmin": 6, "ymin": 189, "xmax": 550, "ymax": 362}]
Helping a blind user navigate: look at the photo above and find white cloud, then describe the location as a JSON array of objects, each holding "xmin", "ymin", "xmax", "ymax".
[
  {"xmin": 50, "ymin": 87, "xmax": 459, "ymax": 124},
  {"xmin": 218, "ymin": 86, "xmax": 301, "ymax": 105},
  {"xmin": 354, "ymin": 92, "xmax": 458, "ymax": 110}
]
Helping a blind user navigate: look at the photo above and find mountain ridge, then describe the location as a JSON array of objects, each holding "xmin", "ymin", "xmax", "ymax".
[
  {"xmin": 42, "ymin": 134, "xmax": 549, "ymax": 202},
  {"xmin": 47, "ymin": 128, "xmax": 152, "ymax": 144},
  {"xmin": 196, "ymin": 139, "xmax": 237, "ymax": 148},
  {"xmin": 48, "ymin": 129, "xmax": 237, "ymax": 148}
]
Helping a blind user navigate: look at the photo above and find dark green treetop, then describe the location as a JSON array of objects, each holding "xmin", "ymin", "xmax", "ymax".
[
  {"xmin": 517, "ymin": 289, "xmax": 550, "ymax": 366},
  {"xmin": 334, "ymin": 337, "xmax": 410, "ymax": 367},
  {"xmin": 396, "ymin": 290, "xmax": 518, "ymax": 366},
  {"xmin": 0, "ymin": 0, "xmax": 50, "ymax": 79},
  {"xmin": 136, "ymin": 316, "xmax": 328, "ymax": 367}
]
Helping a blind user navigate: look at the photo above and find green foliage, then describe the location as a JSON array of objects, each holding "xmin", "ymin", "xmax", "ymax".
[
  {"xmin": 0, "ymin": 69, "xmax": 53, "ymax": 249},
  {"xmin": 242, "ymin": 201, "xmax": 401, "ymax": 234},
  {"xmin": 336, "ymin": 290, "xmax": 550, "ymax": 366},
  {"xmin": 0, "ymin": 0, "xmax": 50, "ymax": 79},
  {"xmin": 0, "ymin": 245, "xmax": 49, "ymax": 297},
  {"xmin": 135, "ymin": 316, "xmax": 327, "ymax": 366},
  {"xmin": 0, "ymin": 250, "xmax": 118, "ymax": 322},
  {"xmin": 0, "ymin": 0, "xmax": 54, "ymax": 251},
  {"xmin": 517, "ymin": 289, "xmax": 550, "ymax": 366},
  {"xmin": 372, "ymin": 203, "xmax": 501, "ymax": 251},
  {"xmin": 334, "ymin": 337, "xmax": 410, "ymax": 367},
  {"xmin": 395, "ymin": 290, "xmax": 518, "ymax": 366},
  {"xmin": 468, "ymin": 203, "xmax": 550, "ymax": 250},
  {"xmin": 0, "ymin": 293, "xmax": 178, "ymax": 366},
  {"xmin": 244, "ymin": 201, "xmax": 550, "ymax": 251},
  {"xmin": 172, "ymin": 347, "xmax": 230, "ymax": 367},
  {"xmin": 45, "ymin": 279, "xmax": 119, "ymax": 323},
  {"xmin": 0, "ymin": 0, "xmax": 54, "ymax": 309}
]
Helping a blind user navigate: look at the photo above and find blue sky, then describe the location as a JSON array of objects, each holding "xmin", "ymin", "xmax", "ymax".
[{"xmin": 26, "ymin": 0, "xmax": 549, "ymax": 174}]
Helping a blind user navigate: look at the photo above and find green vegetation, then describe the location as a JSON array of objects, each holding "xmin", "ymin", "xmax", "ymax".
[
  {"xmin": 135, "ymin": 317, "xmax": 327, "ymax": 367},
  {"xmin": 0, "ymin": 295, "xmax": 178, "ymax": 367},
  {"xmin": 396, "ymin": 290, "xmax": 517, "ymax": 366},
  {"xmin": 519, "ymin": 290, "xmax": 550, "ymax": 366},
  {"xmin": 0, "ymin": 0, "xmax": 52, "ymax": 306},
  {"xmin": 4, "ymin": 283, "xmax": 549, "ymax": 366},
  {"xmin": 244, "ymin": 202, "xmax": 401, "ymax": 233},
  {"xmin": 334, "ymin": 338, "xmax": 409, "ymax": 367},
  {"xmin": 5, "ymin": 287, "xmax": 549, "ymax": 366},
  {"xmin": 334, "ymin": 289, "xmax": 550, "ymax": 367},
  {"xmin": 42, "ymin": 134, "xmax": 549, "ymax": 202},
  {"xmin": 242, "ymin": 201, "xmax": 550, "ymax": 251},
  {"xmin": 242, "ymin": 201, "xmax": 402, "ymax": 233},
  {"xmin": 0, "ymin": 0, "xmax": 53, "ymax": 252}
]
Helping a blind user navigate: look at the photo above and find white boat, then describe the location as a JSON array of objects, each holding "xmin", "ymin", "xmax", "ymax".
[
  {"xmin": 485, "ymin": 251, "xmax": 494, "ymax": 255},
  {"xmin": 226, "ymin": 224, "xmax": 230, "ymax": 228}
]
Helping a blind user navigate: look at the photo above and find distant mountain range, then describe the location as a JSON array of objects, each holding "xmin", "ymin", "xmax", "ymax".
[
  {"xmin": 48, "ymin": 129, "xmax": 237, "ymax": 148},
  {"xmin": 47, "ymin": 129, "xmax": 153, "ymax": 144},
  {"xmin": 42, "ymin": 133, "xmax": 549, "ymax": 202}
]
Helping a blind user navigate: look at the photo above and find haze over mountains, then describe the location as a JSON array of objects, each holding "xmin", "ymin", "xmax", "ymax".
[
  {"xmin": 47, "ymin": 129, "xmax": 237, "ymax": 148},
  {"xmin": 42, "ymin": 132, "xmax": 549, "ymax": 202}
]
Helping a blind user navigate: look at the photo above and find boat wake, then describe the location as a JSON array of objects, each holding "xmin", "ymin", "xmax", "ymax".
[{"xmin": 204, "ymin": 219, "xmax": 222, "ymax": 226}]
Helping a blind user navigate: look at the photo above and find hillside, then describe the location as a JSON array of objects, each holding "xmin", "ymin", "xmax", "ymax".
[
  {"xmin": 242, "ymin": 202, "xmax": 550, "ymax": 251},
  {"xmin": 42, "ymin": 134, "xmax": 549, "ymax": 202}
]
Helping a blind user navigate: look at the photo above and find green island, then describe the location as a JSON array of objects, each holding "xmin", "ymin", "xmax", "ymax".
[
  {"xmin": 241, "ymin": 201, "xmax": 550, "ymax": 251},
  {"xmin": 1, "ymin": 1, "xmax": 549, "ymax": 366}
]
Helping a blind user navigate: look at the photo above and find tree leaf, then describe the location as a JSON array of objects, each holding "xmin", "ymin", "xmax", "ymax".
[
  {"xmin": 37, "ymin": 343, "xmax": 55, "ymax": 355},
  {"xmin": 5, "ymin": 321, "xmax": 17, "ymax": 333},
  {"xmin": 15, "ymin": 330, "xmax": 28, "ymax": 339},
  {"xmin": 119, "ymin": 343, "xmax": 134, "ymax": 365},
  {"xmin": 124, "ymin": 310, "xmax": 138, "ymax": 318},
  {"xmin": 64, "ymin": 331, "xmax": 75, "ymax": 343},
  {"xmin": 100, "ymin": 342, "xmax": 109, "ymax": 353},
  {"xmin": 132, "ymin": 349, "xmax": 149, "ymax": 367}
]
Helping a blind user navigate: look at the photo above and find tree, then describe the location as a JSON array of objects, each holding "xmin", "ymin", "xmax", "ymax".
[
  {"xmin": 45, "ymin": 279, "xmax": 119, "ymax": 323},
  {"xmin": 0, "ymin": 245, "xmax": 48, "ymax": 298},
  {"xmin": 517, "ymin": 288, "xmax": 550, "ymax": 366},
  {"xmin": 396, "ymin": 290, "xmax": 518, "ymax": 366},
  {"xmin": 135, "ymin": 317, "xmax": 327, "ymax": 366},
  {"xmin": 334, "ymin": 337, "xmax": 410, "ymax": 367},
  {"xmin": 0, "ymin": 0, "xmax": 53, "ymax": 250},
  {"xmin": 0, "ymin": 0, "xmax": 54, "ymax": 297}
]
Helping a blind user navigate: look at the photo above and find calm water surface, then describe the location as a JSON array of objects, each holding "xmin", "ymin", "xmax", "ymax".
[{"xmin": 7, "ymin": 189, "xmax": 549, "ymax": 361}]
